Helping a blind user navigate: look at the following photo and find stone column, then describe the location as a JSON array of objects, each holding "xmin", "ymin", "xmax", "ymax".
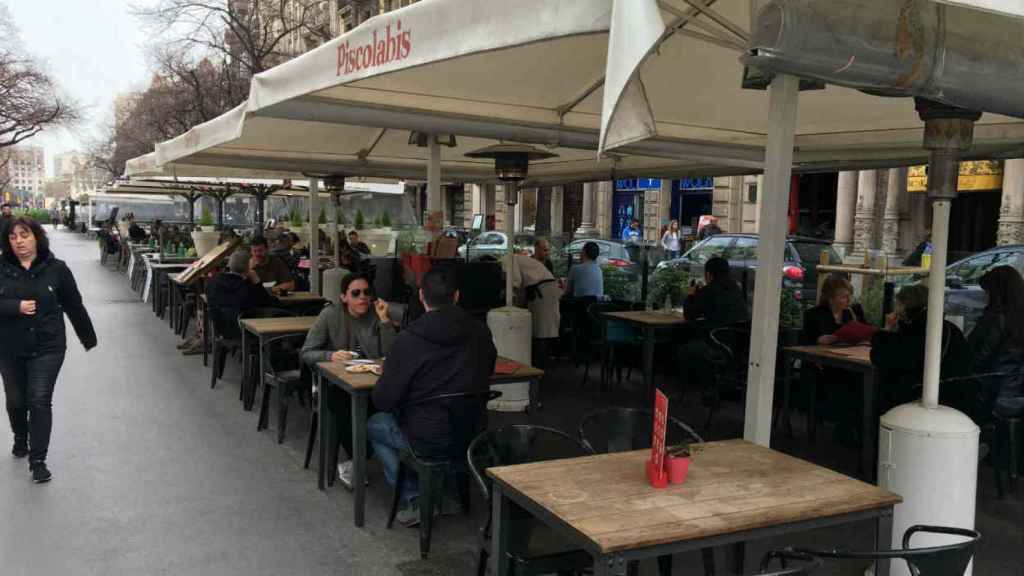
[
  {"xmin": 576, "ymin": 181, "xmax": 600, "ymax": 238},
  {"xmin": 998, "ymin": 159, "xmax": 1024, "ymax": 245},
  {"xmin": 881, "ymin": 168, "xmax": 905, "ymax": 257},
  {"xmin": 853, "ymin": 170, "xmax": 880, "ymax": 256},
  {"xmin": 596, "ymin": 181, "xmax": 614, "ymax": 239},
  {"xmin": 550, "ymin": 186, "xmax": 564, "ymax": 238},
  {"xmin": 833, "ymin": 171, "xmax": 858, "ymax": 257}
]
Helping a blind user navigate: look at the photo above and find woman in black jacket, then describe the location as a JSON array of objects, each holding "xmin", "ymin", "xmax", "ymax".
[
  {"xmin": 0, "ymin": 217, "xmax": 97, "ymax": 483},
  {"xmin": 969, "ymin": 266, "xmax": 1024, "ymax": 421}
]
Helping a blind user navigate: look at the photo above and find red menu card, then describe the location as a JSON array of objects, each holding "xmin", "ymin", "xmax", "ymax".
[{"xmin": 646, "ymin": 389, "xmax": 669, "ymax": 488}]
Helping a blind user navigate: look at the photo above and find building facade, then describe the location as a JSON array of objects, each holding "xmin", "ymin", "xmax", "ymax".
[{"xmin": 2, "ymin": 145, "xmax": 46, "ymax": 206}]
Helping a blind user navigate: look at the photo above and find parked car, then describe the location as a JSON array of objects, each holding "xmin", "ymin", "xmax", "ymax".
[
  {"xmin": 458, "ymin": 232, "xmax": 536, "ymax": 261},
  {"xmin": 655, "ymin": 234, "xmax": 841, "ymax": 303},
  {"xmin": 905, "ymin": 244, "xmax": 1024, "ymax": 334},
  {"xmin": 563, "ymin": 238, "xmax": 640, "ymax": 280}
]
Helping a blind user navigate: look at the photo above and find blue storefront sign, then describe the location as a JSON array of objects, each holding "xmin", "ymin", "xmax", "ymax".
[{"xmin": 615, "ymin": 178, "xmax": 662, "ymax": 191}]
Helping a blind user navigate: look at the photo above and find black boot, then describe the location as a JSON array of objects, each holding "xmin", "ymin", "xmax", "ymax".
[
  {"xmin": 30, "ymin": 461, "xmax": 51, "ymax": 484},
  {"xmin": 12, "ymin": 437, "xmax": 28, "ymax": 459}
]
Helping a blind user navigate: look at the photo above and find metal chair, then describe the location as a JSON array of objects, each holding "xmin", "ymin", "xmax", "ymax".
[
  {"xmin": 587, "ymin": 301, "xmax": 643, "ymax": 392},
  {"xmin": 792, "ymin": 524, "xmax": 980, "ymax": 576},
  {"xmin": 385, "ymin": 390, "xmax": 500, "ymax": 559},
  {"xmin": 302, "ymin": 378, "xmax": 319, "ymax": 470},
  {"xmin": 468, "ymin": 425, "xmax": 595, "ymax": 576},
  {"xmin": 578, "ymin": 407, "xmax": 711, "ymax": 576},
  {"xmin": 702, "ymin": 321, "xmax": 752, "ymax": 432},
  {"xmin": 256, "ymin": 333, "xmax": 307, "ymax": 444},
  {"xmin": 208, "ymin": 305, "xmax": 243, "ymax": 390},
  {"xmin": 237, "ymin": 307, "xmax": 294, "ymax": 406}
]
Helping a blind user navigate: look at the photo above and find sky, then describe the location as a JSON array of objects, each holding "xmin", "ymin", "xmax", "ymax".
[{"xmin": 5, "ymin": 1, "xmax": 152, "ymax": 176}]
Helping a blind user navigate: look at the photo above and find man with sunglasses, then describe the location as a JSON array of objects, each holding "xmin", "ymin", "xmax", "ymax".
[{"xmin": 301, "ymin": 272, "xmax": 397, "ymax": 488}]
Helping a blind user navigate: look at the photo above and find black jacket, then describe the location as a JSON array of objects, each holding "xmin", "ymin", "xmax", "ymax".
[
  {"xmin": 205, "ymin": 272, "xmax": 280, "ymax": 313},
  {"xmin": 683, "ymin": 279, "xmax": 749, "ymax": 328},
  {"xmin": 968, "ymin": 311, "xmax": 1024, "ymax": 418},
  {"xmin": 800, "ymin": 303, "xmax": 866, "ymax": 344},
  {"xmin": 0, "ymin": 251, "xmax": 97, "ymax": 358},
  {"xmin": 871, "ymin": 314, "xmax": 972, "ymax": 411},
  {"xmin": 373, "ymin": 305, "xmax": 497, "ymax": 460}
]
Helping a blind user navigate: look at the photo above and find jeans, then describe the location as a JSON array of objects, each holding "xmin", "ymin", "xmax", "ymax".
[
  {"xmin": 1, "ymin": 352, "xmax": 65, "ymax": 464},
  {"xmin": 665, "ymin": 250, "xmax": 680, "ymax": 260},
  {"xmin": 367, "ymin": 411, "xmax": 419, "ymax": 503}
]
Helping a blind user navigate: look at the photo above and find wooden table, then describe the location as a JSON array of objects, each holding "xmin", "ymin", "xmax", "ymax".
[
  {"xmin": 198, "ymin": 292, "xmax": 325, "ymax": 366},
  {"xmin": 601, "ymin": 311, "xmax": 687, "ymax": 400},
  {"xmin": 487, "ymin": 439, "xmax": 901, "ymax": 576},
  {"xmin": 782, "ymin": 344, "xmax": 878, "ymax": 481},
  {"xmin": 316, "ymin": 357, "xmax": 544, "ymax": 527},
  {"xmin": 277, "ymin": 291, "xmax": 326, "ymax": 306},
  {"xmin": 239, "ymin": 316, "xmax": 318, "ymax": 411}
]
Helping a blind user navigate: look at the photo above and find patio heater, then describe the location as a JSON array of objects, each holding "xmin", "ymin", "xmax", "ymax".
[
  {"xmin": 466, "ymin": 144, "xmax": 557, "ymax": 411},
  {"xmin": 321, "ymin": 174, "xmax": 347, "ymax": 303},
  {"xmin": 878, "ymin": 100, "xmax": 982, "ymax": 576}
]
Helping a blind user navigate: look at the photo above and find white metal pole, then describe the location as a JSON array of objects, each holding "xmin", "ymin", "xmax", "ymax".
[
  {"xmin": 743, "ymin": 74, "xmax": 800, "ymax": 446},
  {"xmin": 309, "ymin": 177, "xmax": 320, "ymax": 295},
  {"xmin": 922, "ymin": 199, "xmax": 951, "ymax": 408},
  {"xmin": 427, "ymin": 135, "xmax": 442, "ymax": 217}
]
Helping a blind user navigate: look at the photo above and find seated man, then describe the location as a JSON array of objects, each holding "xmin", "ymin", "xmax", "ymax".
[
  {"xmin": 301, "ymin": 273, "xmax": 396, "ymax": 488},
  {"xmin": 368, "ymin": 267, "xmax": 497, "ymax": 527},
  {"xmin": 348, "ymin": 230, "xmax": 371, "ymax": 256},
  {"xmin": 196, "ymin": 250, "xmax": 282, "ymax": 355},
  {"xmin": 564, "ymin": 241, "xmax": 604, "ymax": 299},
  {"xmin": 128, "ymin": 218, "xmax": 147, "ymax": 242},
  {"xmin": 249, "ymin": 236, "xmax": 296, "ymax": 293},
  {"xmin": 679, "ymin": 256, "xmax": 750, "ymax": 399}
]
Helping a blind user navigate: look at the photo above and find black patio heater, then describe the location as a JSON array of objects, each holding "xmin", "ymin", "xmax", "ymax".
[{"xmin": 465, "ymin": 144, "xmax": 557, "ymax": 307}]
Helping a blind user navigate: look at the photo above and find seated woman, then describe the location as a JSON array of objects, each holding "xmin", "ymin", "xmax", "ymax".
[
  {"xmin": 870, "ymin": 284, "xmax": 971, "ymax": 413},
  {"xmin": 969, "ymin": 266, "xmax": 1024, "ymax": 422},
  {"xmin": 799, "ymin": 274, "xmax": 867, "ymax": 446}
]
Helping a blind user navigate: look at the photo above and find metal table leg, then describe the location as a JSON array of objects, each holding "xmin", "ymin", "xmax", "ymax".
[
  {"xmin": 875, "ymin": 507, "xmax": 894, "ymax": 576},
  {"xmin": 240, "ymin": 329, "xmax": 248, "ymax": 404},
  {"xmin": 491, "ymin": 484, "xmax": 511, "ymax": 576},
  {"xmin": 318, "ymin": 372, "xmax": 329, "ymax": 490},
  {"xmin": 352, "ymin": 392, "xmax": 368, "ymax": 527},
  {"xmin": 862, "ymin": 369, "xmax": 877, "ymax": 482},
  {"xmin": 202, "ymin": 298, "xmax": 210, "ymax": 367},
  {"xmin": 643, "ymin": 326, "xmax": 656, "ymax": 401}
]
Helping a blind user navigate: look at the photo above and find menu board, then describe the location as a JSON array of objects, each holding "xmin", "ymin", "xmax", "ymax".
[
  {"xmin": 646, "ymin": 389, "xmax": 669, "ymax": 487},
  {"xmin": 176, "ymin": 238, "xmax": 240, "ymax": 285}
]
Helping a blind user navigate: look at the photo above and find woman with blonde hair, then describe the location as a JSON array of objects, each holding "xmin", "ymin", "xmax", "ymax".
[{"xmin": 801, "ymin": 274, "xmax": 866, "ymax": 345}]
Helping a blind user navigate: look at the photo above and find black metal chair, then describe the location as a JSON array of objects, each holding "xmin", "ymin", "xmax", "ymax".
[
  {"xmin": 577, "ymin": 407, "xmax": 711, "ymax": 576},
  {"xmin": 237, "ymin": 307, "xmax": 294, "ymax": 405},
  {"xmin": 468, "ymin": 425, "xmax": 595, "ymax": 576},
  {"xmin": 385, "ymin": 390, "xmax": 500, "ymax": 559},
  {"xmin": 758, "ymin": 549, "xmax": 822, "ymax": 575},
  {"xmin": 792, "ymin": 524, "xmax": 980, "ymax": 576},
  {"xmin": 702, "ymin": 321, "xmax": 752, "ymax": 432},
  {"xmin": 302, "ymin": 376, "xmax": 319, "ymax": 470},
  {"xmin": 587, "ymin": 301, "xmax": 644, "ymax": 392},
  {"xmin": 256, "ymin": 333, "xmax": 307, "ymax": 444},
  {"xmin": 208, "ymin": 305, "xmax": 243, "ymax": 389}
]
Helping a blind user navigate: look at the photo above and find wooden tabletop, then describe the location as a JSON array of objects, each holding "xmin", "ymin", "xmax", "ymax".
[
  {"xmin": 318, "ymin": 356, "xmax": 543, "ymax": 392},
  {"xmin": 278, "ymin": 291, "xmax": 326, "ymax": 305},
  {"xmin": 784, "ymin": 344, "xmax": 873, "ymax": 368},
  {"xmin": 603, "ymin": 310, "xmax": 687, "ymax": 327},
  {"xmin": 240, "ymin": 316, "xmax": 318, "ymax": 336},
  {"xmin": 487, "ymin": 439, "xmax": 901, "ymax": 554}
]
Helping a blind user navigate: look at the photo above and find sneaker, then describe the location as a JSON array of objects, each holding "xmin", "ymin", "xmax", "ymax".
[
  {"xmin": 30, "ymin": 462, "xmax": 52, "ymax": 484},
  {"xmin": 12, "ymin": 440, "xmax": 28, "ymax": 459},
  {"xmin": 397, "ymin": 498, "xmax": 422, "ymax": 528},
  {"xmin": 181, "ymin": 342, "xmax": 206, "ymax": 356},
  {"xmin": 176, "ymin": 336, "xmax": 198, "ymax": 350},
  {"xmin": 337, "ymin": 460, "xmax": 355, "ymax": 490}
]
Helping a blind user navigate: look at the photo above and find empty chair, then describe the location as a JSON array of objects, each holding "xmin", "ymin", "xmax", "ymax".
[
  {"xmin": 468, "ymin": 425, "xmax": 595, "ymax": 576},
  {"xmin": 759, "ymin": 549, "xmax": 821, "ymax": 575},
  {"xmin": 256, "ymin": 333, "xmax": 307, "ymax": 444},
  {"xmin": 792, "ymin": 525, "xmax": 980, "ymax": 576}
]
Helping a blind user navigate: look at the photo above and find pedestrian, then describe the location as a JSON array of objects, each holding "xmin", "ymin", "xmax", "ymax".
[
  {"xmin": 698, "ymin": 216, "xmax": 722, "ymax": 240},
  {"xmin": 621, "ymin": 218, "xmax": 642, "ymax": 243},
  {"xmin": 1, "ymin": 203, "xmax": 12, "ymax": 240},
  {"xmin": 903, "ymin": 229, "xmax": 933, "ymax": 267},
  {"xmin": 661, "ymin": 219, "xmax": 682, "ymax": 260},
  {"xmin": 0, "ymin": 216, "xmax": 97, "ymax": 483}
]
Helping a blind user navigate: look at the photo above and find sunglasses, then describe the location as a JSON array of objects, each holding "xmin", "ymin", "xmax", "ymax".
[{"xmin": 348, "ymin": 288, "xmax": 373, "ymax": 298}]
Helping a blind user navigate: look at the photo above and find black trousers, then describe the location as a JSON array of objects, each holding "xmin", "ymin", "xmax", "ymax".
[{"xmin": 1, "ymin": 352, "xmax": 65, "ymax": 464}]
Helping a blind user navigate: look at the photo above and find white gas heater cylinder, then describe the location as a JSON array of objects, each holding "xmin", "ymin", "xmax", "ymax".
[
  {"xmin": 879, "ymin": 403, "xmax": 979, "ymax": 576},
  {"xmin": 486, "ymin": 306, "xmax": 532, "ymax": 412}
]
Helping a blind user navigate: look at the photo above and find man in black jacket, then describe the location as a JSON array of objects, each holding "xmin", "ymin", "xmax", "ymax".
[{"xmin": 369, "ymin": 266, "xmax": 497, "ymax": 527}]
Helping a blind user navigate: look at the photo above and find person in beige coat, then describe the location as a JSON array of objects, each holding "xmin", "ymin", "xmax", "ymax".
[{"xmin": 511, "ymin": 252, "xmax": 560, "ymax": 371}]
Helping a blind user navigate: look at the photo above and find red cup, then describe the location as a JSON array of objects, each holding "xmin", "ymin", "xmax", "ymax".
[{"xmin": 665, "ymin": 455, "xmax": 690, "ymax": 484}]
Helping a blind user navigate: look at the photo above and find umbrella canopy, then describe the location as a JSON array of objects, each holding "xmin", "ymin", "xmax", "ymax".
[{"xmin": 136, "ymin": 0, "xmax": 1023, "ymax": 184}]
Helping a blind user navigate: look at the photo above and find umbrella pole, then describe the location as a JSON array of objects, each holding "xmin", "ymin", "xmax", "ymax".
[
  {"xmin": 743, "ymin": 74, "xmax": 800, "ymax": 446},
  {"xmin": 309, "ymin": 178, "xmax": 321, "ymax": 295}
]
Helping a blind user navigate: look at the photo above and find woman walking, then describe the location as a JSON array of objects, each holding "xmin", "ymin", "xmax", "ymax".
[{"xmin": 0, "ymin": 217, "xmax": 97, "ymax": 483}]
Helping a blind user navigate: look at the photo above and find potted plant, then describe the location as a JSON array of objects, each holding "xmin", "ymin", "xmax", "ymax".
[
  {"xmin": 289, "ymin": 208, "xmax": 304, "ymax": 232},
  {"xmin": 190, "ymin": 208, "xmax": 220, "ymax": 257},
  {"xmin": 665, "ymin": 442, "xmax": 703, "ymax": 485},
  {"xmin": 355, "ymin": 209, "xmax": 365, "ymax": 230},
  {"xmin": 318, "ymin": 207, "xmax": 327, "ymax": 226},
  {"xmin": 380, "ymin": 210, "xmax": 392, "ymax": 229}
]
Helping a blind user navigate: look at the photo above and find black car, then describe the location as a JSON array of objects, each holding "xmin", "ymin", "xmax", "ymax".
[
  {"xmin": 906, "ymin": 244, "xmax": 1024, "ymax": 334},
  {"xmin": 656, "ymin": 234, "xmax": 841, "ymax": 304}
]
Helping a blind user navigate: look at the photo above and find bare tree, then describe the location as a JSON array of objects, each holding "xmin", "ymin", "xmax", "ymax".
[
  {"xmin": 0, "ymin": 8, "xmax": 80, "ymax": 149},
  {"xmin": 134, "ymin": 0, "xmax": 335, "ymax": 76}
]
